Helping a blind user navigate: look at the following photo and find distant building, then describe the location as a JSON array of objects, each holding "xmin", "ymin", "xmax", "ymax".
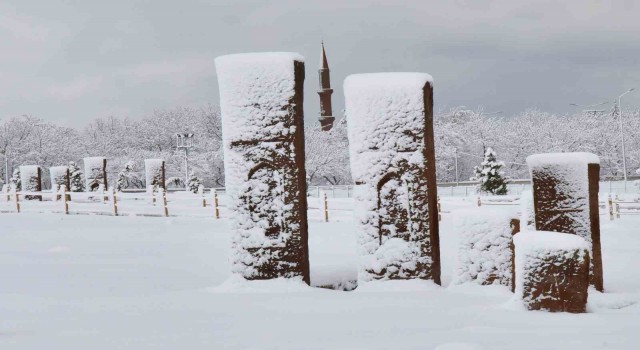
[{"xmin": 318, "ymin": 42, "xmax": 335, "ymax": 131}]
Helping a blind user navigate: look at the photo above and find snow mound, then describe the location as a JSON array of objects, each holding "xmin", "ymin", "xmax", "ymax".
[
  {"xmin": 434, "ymin": 343, "xmax": 485, "ymax": 350},
  {"xmin": 355, "ymin": 279, "xmax": 439, "ymax": 293},
  {"xmin": 208, "ymin": 275, "xmax": 311, "ymax": 294}
]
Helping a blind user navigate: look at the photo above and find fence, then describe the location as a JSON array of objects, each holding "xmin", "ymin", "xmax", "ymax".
[
  {"xmin": 0, "ymin": 185, "xmax": 444, "ymax": 223},
  {"xmin": 0, "ymin": 184, "xmax": 223, "ymax": 219}
]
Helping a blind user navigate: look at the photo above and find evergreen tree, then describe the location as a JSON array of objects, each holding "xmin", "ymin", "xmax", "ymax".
[
  {"xmin": 10, "ymin": 168, "xmax": 20, "ymax": 190},
  {"xmin": 68, "ymin": 161, "xmax": 85, "ymax": 192},
  {"xmin": 471, "ymin": 147, "xmax": 509, "ymax": 195},
  {"xmin": 187, "ymin": 171, "xmax": 202, "ymax": 193}
]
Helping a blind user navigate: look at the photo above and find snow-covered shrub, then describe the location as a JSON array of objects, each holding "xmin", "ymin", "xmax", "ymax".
[
  {"xmin": 453, "ymin": 208, "xmax": 518, "ymax": 287},
  {"xmin": 68, "ymin": 161, "xmax": 84, "ymax": 192},
  {"xmin": 513, "ymin": 230, "xmax": 589, "ymax": 313},
  {"xmin": 116, "ymin": 161, "xmax": 143, "ymax": 191},
  {"xmin": 187, "ymin": 172, "xmax": 202, "ymax": 194},
  {"xmin": 471, "ymin": 147, "xmax": 509, "ymax": 195},
  {"xmin": 144, "ymin": 159, "xmax": 165, "ymax": 189},
  {"xmin": 49, "ymin": 166, "xmax": 69, "ymax": 190},
  {"xmin": 216, "ymin": 52, "xmax": 309, "ymax": 282},
  {"xmin": 84, "ymin": 157, "xmax": 107, "ymax": 192},
  {"xmin": 526, "ymin": 152, "xmax": 602, "ymax": 291},
  {"xmin": 10, "ymin": 168, "xmax": 20, "ymax": 190},
  {"xmin": 344, "ymin": 72, "xmax": 439, "ymax": 282}
]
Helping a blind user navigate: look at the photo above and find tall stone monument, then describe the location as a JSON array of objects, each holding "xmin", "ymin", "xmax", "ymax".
[
  {"xmin": 84, "ymin": 157, "xmax": 107, "ymax": 192},
  {"xmin": 527, "ymin": 152, "xmax": 603, "ymax": 291},
  {"xmin": 19, "ymin": 165, "xmax": 42, "ymax": 200},
  {"xmin": 344, "ymin": 73, "xmax": 440, "ymax": 283},
  {"xmin": 145, "ymin": 159, "xmax": 165, "ymax": 189},
  {"xmin": 215, "ymin": 52, "xmax": 310, "ymax": 284},
  {"xmin": 49, "ymin": 166, "xmax": 70, "ymax": 190}
]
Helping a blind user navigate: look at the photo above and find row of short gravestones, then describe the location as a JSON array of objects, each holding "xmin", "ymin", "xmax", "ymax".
[
  {"xmin": 215, "ymin": 52, "xmax": 602, "ymax": 313},
  {"xmin": 12, "ymin": 158, "xmax": 166, "ymax": 194}
]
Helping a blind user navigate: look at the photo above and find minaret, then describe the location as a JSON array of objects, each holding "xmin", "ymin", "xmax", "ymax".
[{"xmin": 318, "ymin": 42, "xmax": 335, "ymax": 131}]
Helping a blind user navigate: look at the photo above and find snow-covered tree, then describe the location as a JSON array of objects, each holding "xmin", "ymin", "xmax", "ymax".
[
  {"xmin": 471, "ymin": 147, "xmax": 509, "ymax": 195},
  {"xmin": 187, "ymin": 172, "xmax": 202, "ymax": 193},
  {"xmin": 116, "ymin": 161, "xmax": 143, "ymax": 191},
  {"xmin": 10, "ymin": 168, "xmax": 20, "ymax": 190},
  {"xmin": 68, "ymin": 161, "xmax": 84, "ymax": 192}
]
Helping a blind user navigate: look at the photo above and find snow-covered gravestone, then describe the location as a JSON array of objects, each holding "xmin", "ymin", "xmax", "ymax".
[
  {"xmin": 49, "ymin": 166, "xmax": 70, "ymax": 190},
  {"xmin": 344, "ymin": 73, "xmax": 440, "ymax": 283},
  {"xmin": 84, "ymin": 157, "xmax": 107, "ymax": 192},
  {"xmin": 527, "ymin": 153, "xmax": 603, "ymax": 292},
  {"xmin": 215, "ymin": 52, "xmax": 310, "ymax": 284},
  {"xmin": 19, "ymin": 165, "xmax": 42, "ymax": 200},
  {"xmin": 144, "ymin": 159, "xmax": 165, "ymax": 189},
  {"xmin": 453, "ymin": 208, "xmax": 519, "ymax": 289},
  {"xmin": 514, "ymin": 231, "xmax": 589, "ymax": 313}
]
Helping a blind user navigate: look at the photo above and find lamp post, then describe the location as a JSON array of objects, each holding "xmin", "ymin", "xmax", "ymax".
[
  {"xmin": 2, "ymin": 153, "xmax": 8, "ymax": 185},
  {"xmin": 176, "ymin": 133, "xmax": 194, "ymax": 189},
  {"xmin": 454, "ymin": 148, "xmax": 459, "ymax": 186},
  {"xmin": 617, "ymin": 88, "xmax": 635, "ymax": 192}
]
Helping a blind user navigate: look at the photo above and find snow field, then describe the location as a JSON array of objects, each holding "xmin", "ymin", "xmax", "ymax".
[{"xmin": 1, "ymin": 196, "xmax": 639, "ymax": 349}]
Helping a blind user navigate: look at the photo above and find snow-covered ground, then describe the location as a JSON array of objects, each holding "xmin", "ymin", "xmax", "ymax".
[{"xmin": 1, "ymin": 197, "xmax": 639, "ymax": 349}]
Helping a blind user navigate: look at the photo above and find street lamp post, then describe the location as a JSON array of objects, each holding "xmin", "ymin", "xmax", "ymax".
[
  {"xmin": 454, "ymin": 148, "xmax": 459, "ymax": 187},
  {"xmin": 617, "ymin": 88, "xmax": 635, "ymax": 192},
  {"xmin": 176, "ymin": 133, "xmax": 194, "ymax": 189}
]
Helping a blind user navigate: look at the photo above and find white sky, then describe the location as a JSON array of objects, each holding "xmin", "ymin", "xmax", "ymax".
[{"xmin": 1, "ymin": 0, "xmax": 639, "ymax": 127}]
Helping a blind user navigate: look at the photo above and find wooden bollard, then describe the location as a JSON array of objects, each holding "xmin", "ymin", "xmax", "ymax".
[
  {"xmin": 437, "ymin": 196, "xmax": 442, "ymax": 222},
  {"xmin": 12, "ymin": 188, "xmax": 20, "ymax": 213},
  {"xmin": 159, "ymin": 188, "xmax": 169, "ymax": 217},
  {"xmin": 110, "ymin": 187, "xmax": 118, "ymax": 216},
  {"xmin": 199, "ymin": 185, "xmax": 206, "ymax": 208},
  {"xmin": 213, "ymin": 189, "xmax": 220, "ymax": 219},
  {"xmin": 60, "ymin": 185, "xmax": 69, "ymax": 215},
  {"xmin": 616, "ymin": 203, "xmax": 620, "ymax": 219},
  {"xmin": 323, "ymin": 191, "xmax": 329, "ymax": 223}
]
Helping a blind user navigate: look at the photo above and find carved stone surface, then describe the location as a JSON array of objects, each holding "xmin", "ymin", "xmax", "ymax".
[
  {"xmin": 514, "ymin": 230, "xmax": 589, "ymax": 313},
  {"xmin": 344, "ymin": 73, "xmax": 440, "ymax": 283},
  {"xmin": 215, "ymin": 52, "xmax": 309, "ymax": 284},
  {"xmin": 84, "ymin": 157, "xmax": 107, "ymax": 192},
  {"xmin": 527, "ymin": 152, "xmax": 603, "ymax": 291},
  {"xmin": 144, "ymin": 159, "xmax": 165, "ymax": 189}
]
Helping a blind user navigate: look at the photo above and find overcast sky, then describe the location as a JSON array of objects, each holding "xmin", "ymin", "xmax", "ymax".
[{"xmin": 1, "ymin": 0, "xmax": 639, "ymax": 127}]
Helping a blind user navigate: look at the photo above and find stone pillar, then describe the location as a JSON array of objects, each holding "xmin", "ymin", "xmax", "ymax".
[
  {"xmin": 144, "ymin": 159, "xmax": 166, "ymax": 189},
  {"xmin": 527, "ymin": 153, "xmax": 603, "ymax": 291},
  {"xmin": 49, "ymin": 166, "xmax": 70, "ymax": 190},
  {"xmin": 514, "ymin": 230, "xmax": 590, "ymax": 313},
  {"xmin": 215, "ymin": 52, "xmax": 309, "ymax": 284},
  {"xmin": 344, "ymin": 73, "xmax": 440, "ymax": 283},
  {"xmin": 84, "ymin": 157, "xmax": 107, "ymax": 192},
  {"xmin": 19, "ymin": 165, "xmax": 42, "ymax": 200}
]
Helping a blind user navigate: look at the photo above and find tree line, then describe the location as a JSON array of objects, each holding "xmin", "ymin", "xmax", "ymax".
[{"xmin": 1, "ymin": 104, "xmax": 638, "ymax": 189}]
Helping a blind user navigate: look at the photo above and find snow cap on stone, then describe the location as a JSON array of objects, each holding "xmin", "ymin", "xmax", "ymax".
[
  {"xmin": 526, "ymin": 152, "xmax": 599, "ymax": 168},
  {"xmin": 344, "ymin": 72, "xmax": 433, "ymax": 182},
  {"xmin": 215, "ymin": 52, "xmax": 304, "ymax": 144}
]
